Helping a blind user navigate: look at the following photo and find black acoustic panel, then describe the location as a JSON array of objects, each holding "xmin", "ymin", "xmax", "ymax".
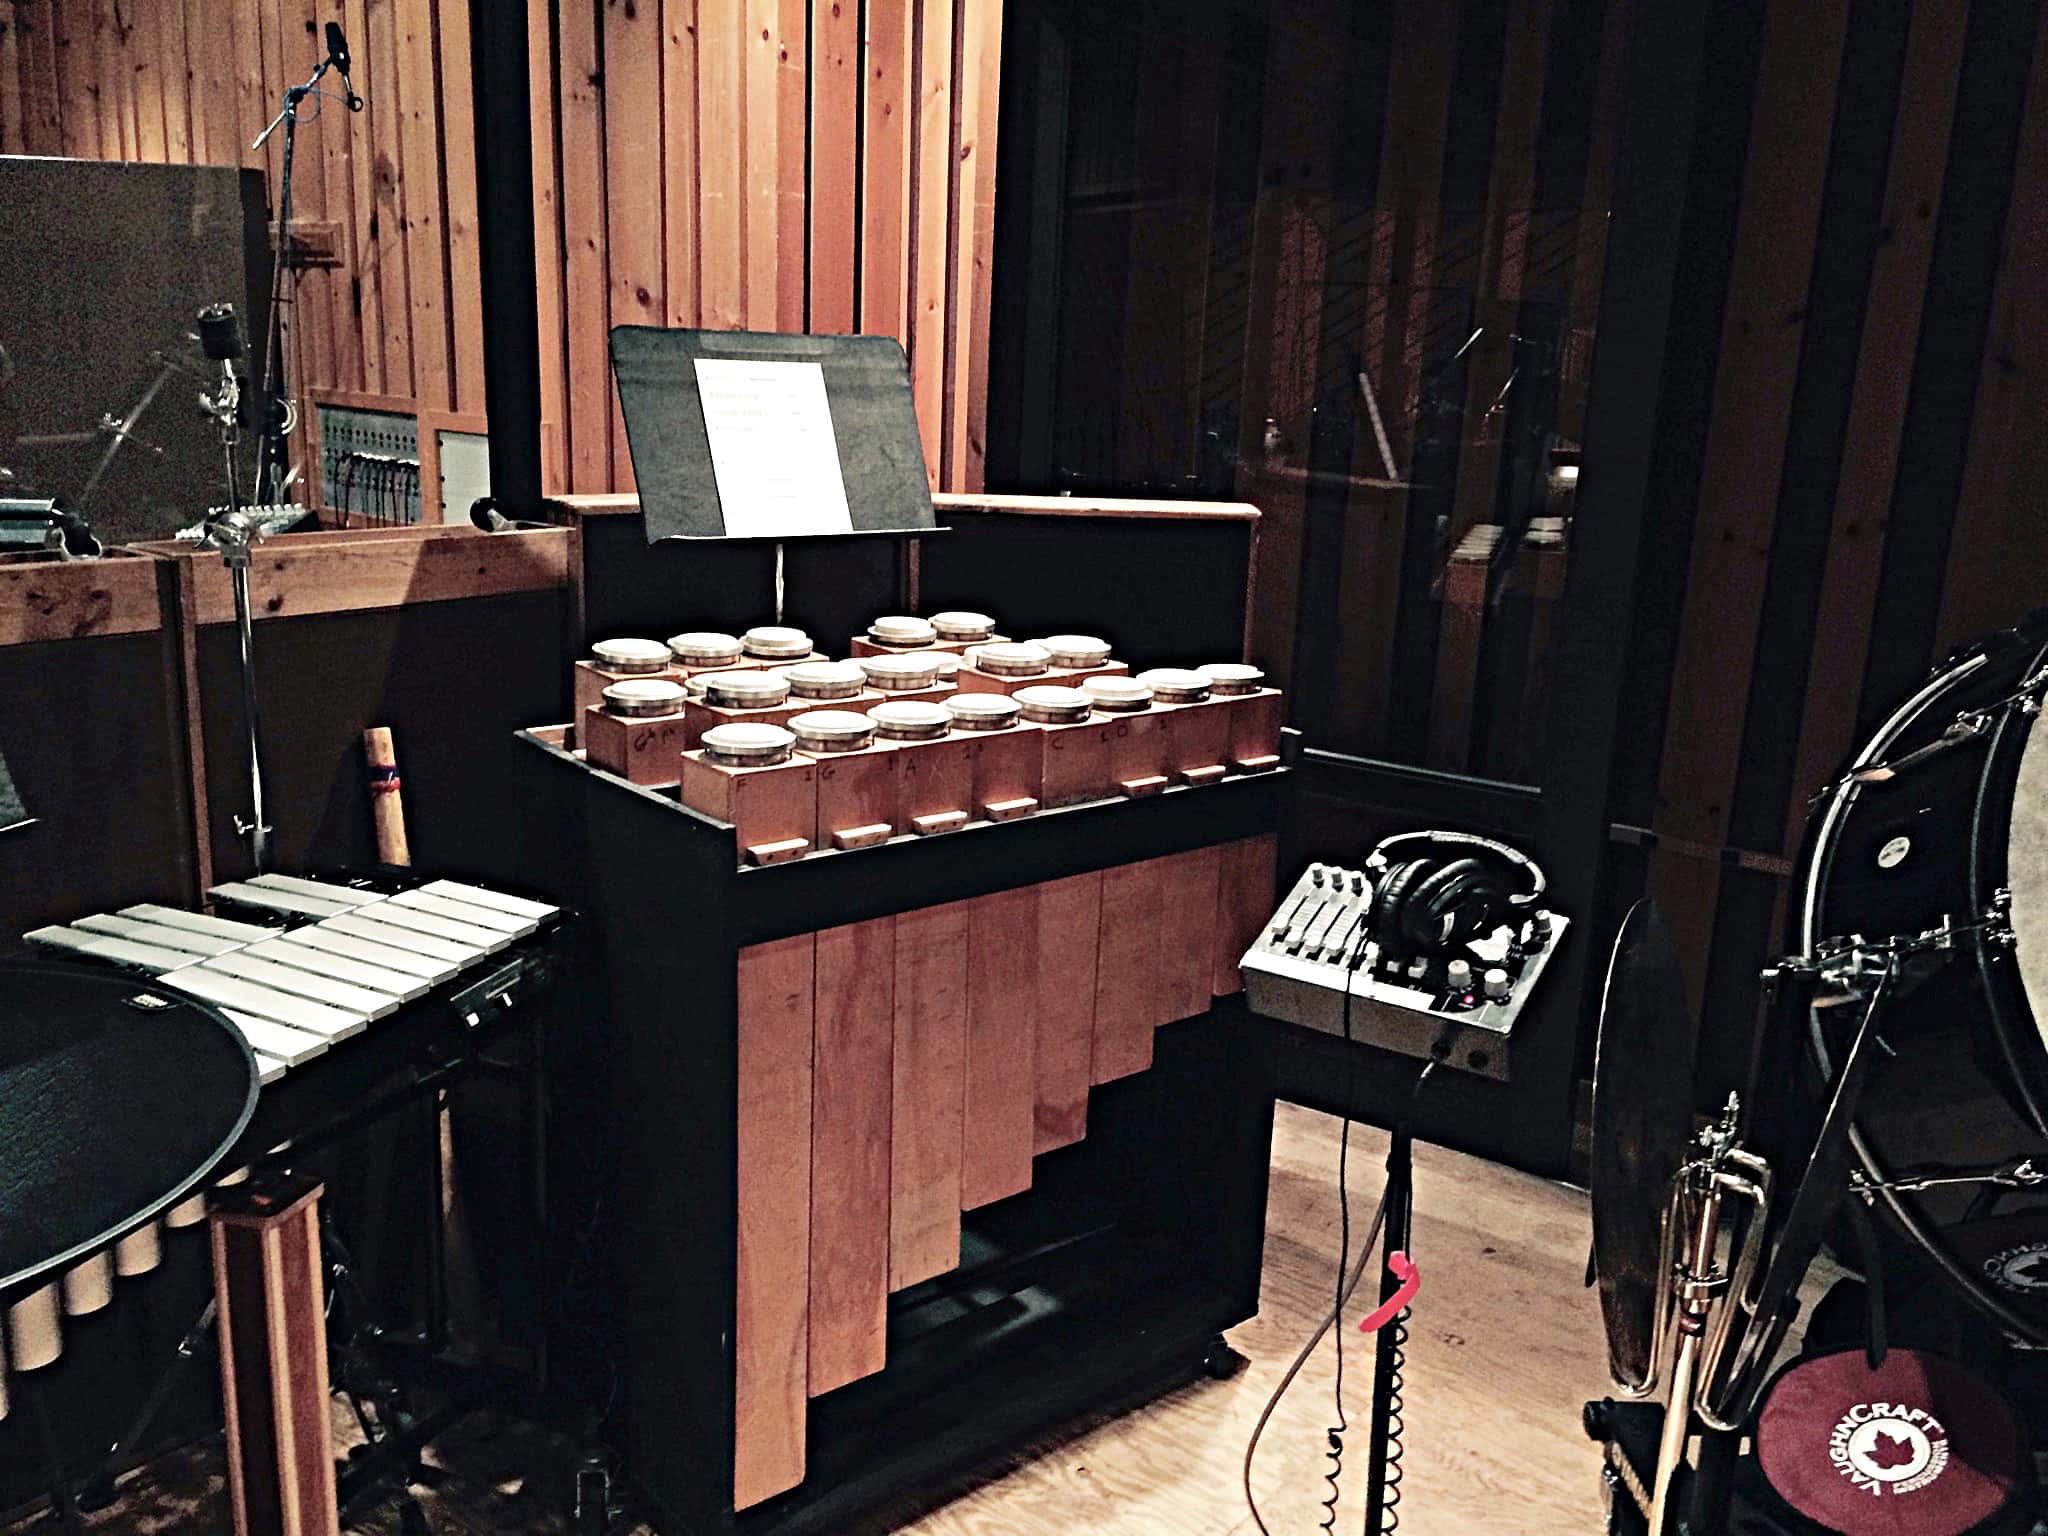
[
  {"xmin": 0, "ymin": 160, "xmax": 267, "ymax": 546},
  {"xmin": 609, "ymin": 327, "xmax": 936, "ymax": 542},
  {"xmin": 574, "ymin": 508, "xmax": 901, "ymax": 660},
  {"xmin": 0, "ymin": 627, "xmax": 196, "ymax": 944},
  {"xmin": 195, "ymin": 591, "xmax": 570, "ymax": 884},
  {"xmin": 919, "ymin": 512, "xmax": 1253, "ymax": 673}
]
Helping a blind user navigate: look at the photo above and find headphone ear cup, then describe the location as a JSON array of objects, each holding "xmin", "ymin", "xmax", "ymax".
[
  {"xmin": 1372, "ymin": 859, "xmax": 1433, "ymax": 956},
  {"xmin": 1398, "ymin": 857, "xmax": 1479, "ymax": 950},
  {"xmin": 1439, "ymin": 870, "xmax": 1512, "ymax": 946}
]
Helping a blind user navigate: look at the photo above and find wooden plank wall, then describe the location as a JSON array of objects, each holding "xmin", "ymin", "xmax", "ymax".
[
  {"xmin": 993, "ymin": 0, "xmax": 2048, "ymax": 1103},
  {"xmin": 3, "ymin": 0, "xmax": 1007, "ymax": 496}
]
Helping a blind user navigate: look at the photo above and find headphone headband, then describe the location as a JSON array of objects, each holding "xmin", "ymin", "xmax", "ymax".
[{"xmin": 1365, "ymin": 829, "xmax": 1545, "ymax": 906}]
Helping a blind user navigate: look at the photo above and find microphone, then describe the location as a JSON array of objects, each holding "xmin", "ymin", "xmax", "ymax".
[{"xmin": 324, "ymin": 22, "xmax": 364, "ymax": 111}]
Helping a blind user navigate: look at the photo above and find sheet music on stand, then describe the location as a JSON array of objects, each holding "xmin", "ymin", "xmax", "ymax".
[{"xmin": 608, "ymin": 327, "xmax": 939, "ymax": 545}]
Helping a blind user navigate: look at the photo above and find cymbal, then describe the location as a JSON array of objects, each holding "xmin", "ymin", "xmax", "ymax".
[{"xmin": 1590, "ymin": 898, "xmax": 1699, "ymax": 1391}]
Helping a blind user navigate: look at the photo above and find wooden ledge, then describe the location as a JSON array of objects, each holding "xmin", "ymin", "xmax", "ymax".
[
  {"xmin": 546, "ymin": 491, "xmax": 1261, "ymax": 525},
  {"xmin": 0, "ymin": 549, "xmax": 165, "ymax": 646},
  {"xmin": 128, "ymin": 524, "xmax": 574, "ymax": 625}
]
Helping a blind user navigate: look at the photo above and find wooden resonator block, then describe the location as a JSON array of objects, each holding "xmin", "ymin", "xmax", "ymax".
[
  {"xmin": 809, "ymin": 918, "xmax": 895, "ymax": 1395},
  {"xmin": 730, "ymin": 835, "xmax": 1265, "ymax": 1511},
  {"xmin": 1034, "ymin": 871, "xmax": 1102, "ymax": 1153},
  {"xmin": 1092, "ymin": 859, "xmax": 1166, "ymax": 1082},
  {"xmin": 962, "ymin": 885, "xmax": 1041, "ymax": 1209},
  {"xmin": 210, "ymin": 1176, "xmax": 340, "ymax": 1536},
  {"xmin": 890, "ymin": 900, "xmax": 970, "ymax": 1290},
  {"xmin": 735, "ymin": 934, "xmax": 816, "ymax": 1510},
  {"xmin": 1212, "ymin": 834, "xmax": 1280, "ymax": 996}
]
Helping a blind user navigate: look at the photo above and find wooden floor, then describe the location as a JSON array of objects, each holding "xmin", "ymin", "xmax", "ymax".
[
  {"xmin": 10, "ymin": 1102, "xmax": 1622, "ymax": 1534},
  {"xmin": 893, "ymin": 1100, "xmax": 1615, "ymax": 1536}
]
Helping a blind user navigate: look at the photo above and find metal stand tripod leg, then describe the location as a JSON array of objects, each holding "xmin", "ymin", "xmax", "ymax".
[{"xmin": 1362, "ymin": 1123, "xmax": 1414, "ymax": 1536}]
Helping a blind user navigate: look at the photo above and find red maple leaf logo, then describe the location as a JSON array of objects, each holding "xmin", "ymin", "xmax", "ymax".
[{"xmin": 1863, "ymin": 1431, "xmax": 1917, "ymax": 1470}]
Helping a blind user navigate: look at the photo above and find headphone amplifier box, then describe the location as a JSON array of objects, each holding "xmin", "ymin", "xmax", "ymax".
[{"xmin": 1239, "ymin": 860, "xmax": 1568, "ymax": 1082}]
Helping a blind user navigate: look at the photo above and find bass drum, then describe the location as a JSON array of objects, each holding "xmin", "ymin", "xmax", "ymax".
[{"xmin": 1798, "ymin": 613, "xmax": 2048, "ymax": 1346}]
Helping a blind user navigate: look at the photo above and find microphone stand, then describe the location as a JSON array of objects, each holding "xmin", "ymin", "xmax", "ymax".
[{"xmin": 249, "ymin": 48, "xmax": 340, "ymax": 506}]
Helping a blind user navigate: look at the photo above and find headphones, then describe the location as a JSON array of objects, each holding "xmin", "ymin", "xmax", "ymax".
[{"xmin": 1363, "ymin": 830, "xmax": 1545, "ymax": 961}]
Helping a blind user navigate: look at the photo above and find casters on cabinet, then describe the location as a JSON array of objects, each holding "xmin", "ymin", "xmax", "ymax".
[{"xmin": 1202, "ymin": 1337, "xmax": 1248, "ymax": 1380}]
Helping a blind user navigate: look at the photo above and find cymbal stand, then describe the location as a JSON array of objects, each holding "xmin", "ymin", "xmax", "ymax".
[
  {"xmin": 1644, "ymin": 1099, "xmax": 1770, "ymax": 1536},
  {"xmin": 198, "ymin": 357, "xmax": 272, "ymax": 870}
]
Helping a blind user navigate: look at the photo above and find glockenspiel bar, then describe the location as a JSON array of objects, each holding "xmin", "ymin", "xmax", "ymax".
[
  {"xmin": 246, "ymin": 936, "xmax": 431, "ymax": 1001},
  {"xmin": 419, "ymin": 878, "xmax": 559, "ymax": 922},
  {"xmin": 255, "ymin": 1052, "xmax": 288, "ymax": 1085},
  {"xmin": 23, "ymin": 926, "xmax": 198, "ymax": 974},
  {"xmin": 120, "ymin": 903, "xmax": 279, "ymax": 943},
  {"xmin": 8, "ymin": 1285, "xmax": 61, "ymax": 1371},
  {"xmin": 278, "ymin": 924, "xmax": 457, "ymax": 984},
  {"xmin": 247, "ymin": 872, "xmax": 385, "ymax": 907},
  {"xmin": 162, "ymin": 967, "xmax": 368, "ymax": 1041},
  {"xmin": 114, "ymin": 1224, "xmax": 162, "ymax": 1277},
  {"xmin": 71, "ymin": 913, "xmax": 245, "ymax": 957},
  {"xmin": 62, "ymin": 1252, "xmax": 113, "ymax": 1315},
  {"xmin": 386, "ymin": 887, "xmax": 534, "ymax": 936},
  {"xmin": 207, "ymin": 881, "xmax": 359, "ymax": 919},
  {"xmin": 199, "ymin": 952, "xmax": 402, "ymax": 1020},
  {"xmin": 220, "ymin": 1009, "xmax": 330, "ymax": 1068},
  {"xmin": 321, "ymin": 911, "xmax": 479, "ymax": 966},
  {"xmin": 346, "ymin": 901, "xmax": 508, "ymax": 953}
]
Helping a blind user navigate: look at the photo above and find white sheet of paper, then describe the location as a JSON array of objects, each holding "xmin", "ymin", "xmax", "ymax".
[{"xmin": 693, "ymin": 358, "xmax": 854, "ymax": 538}]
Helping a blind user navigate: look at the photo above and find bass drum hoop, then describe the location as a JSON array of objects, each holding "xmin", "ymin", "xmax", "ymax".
[{"xmin": 1799, "ymin": 643, "xmax": 2048, "ymax": 1347}]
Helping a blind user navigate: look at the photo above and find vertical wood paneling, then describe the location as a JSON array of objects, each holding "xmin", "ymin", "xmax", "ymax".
[
  {"xmin": 365, "ymin": 0, "xmax": 413, "ymax": 393},
  {"xmin": 907, "ymin": 0, "xmax": 954, "ymax": 481},
  {"xmin": 1934, "ymin": 5, "xmax": 2048, "ymax": 657},
  {"xmin": 21, "ymin": 0, "xmax": 1007, "ymax": 503},
  {"xmin": 860, "ymin": 0, "xmax": 913, "ymax": 344},
  {"xmin": 559, "ymin": 0, "xmax": 610, "ymax": 489},
  {"xmin": 743, "ymin": 0, "xmax": 781, "ymax": 328},
  {"xmin": 18, "ymin": 2, "xmax": 63, "ymax": 155},
  {"xmin": 775, "ymin": 0, "xmax": 807, "ymax": 333},
  {"xmin": 604, "ymin": 0, "xmax": 663, "ymax": 490},
  {"xmin": 1646, "ymin": 0, "xmax": 1851, "ymax": 1012},
  {"xmin": 54, "ymin": 0, "xmax": 98, "ymax": 159},
  {"xmin": 661, "ymin": 0, "xmax": 700, "ymax": 330},
  {"xmin": 810, "ymin": 0, "xmax": 860, "ymax": 333},
  {"xmin": 532, "ymin": 0, "xmax": 566, "ymax": 481},
  {"xmin": 1779, "ymin": 0, "xmax": 1969, "ymax": 856},
  {"xmin": 131, "ymin": 0, "xmax": 166, "ymax": 162},
  {"xmin": 158, "ymin": 0, "xmax": 191, "ymax": 161},
  {"xmin": 1, "ymin": 12, "xmax": 24, "ymax": 154},
  {"xmin": 394, "ymin": 0, "xmax": 448, "ymax": 411},
  {"xmin": 699, "ymin": 0, "xmax": 747, "ymax": 329},
  {"xmin": 438, "ymin": 0, "xmax": 486, "ymax": 418}
]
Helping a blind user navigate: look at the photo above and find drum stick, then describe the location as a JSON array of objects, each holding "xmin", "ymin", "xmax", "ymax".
[{"xmin": 363, "ymin": 727, "xmax": 411, "ymax": 867}]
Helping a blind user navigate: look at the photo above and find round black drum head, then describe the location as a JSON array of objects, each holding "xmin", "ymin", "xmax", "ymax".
[{"xmin": 0, "ymin": 961, "xmax": 257, "ymax": 1297}]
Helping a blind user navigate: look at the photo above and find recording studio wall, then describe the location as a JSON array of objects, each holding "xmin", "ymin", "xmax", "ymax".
[
  {"xmin": 989, "ymin": 0, "xmax": 2048, "ymax": 1118},
  {"xmin": 0, "ymin": 0, "xmax": 1013, "ymax": 501},
  {"xmin": 0, "ymin": 159, "xmax": 267, "ymax": 545}
]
